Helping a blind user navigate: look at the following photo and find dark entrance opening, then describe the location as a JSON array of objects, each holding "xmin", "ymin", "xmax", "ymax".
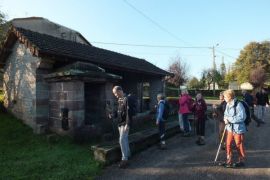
[{"xmin": 84, "ymin": 83, "xmax": 105, "ymax": 125}]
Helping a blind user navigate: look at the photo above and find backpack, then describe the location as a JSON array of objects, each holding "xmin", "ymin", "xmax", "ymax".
[
  {"xmin": 127, "ymin": 94, "xmax": 137, "ymax": 117},
  {"xmin": 233, "ymin": 100, "xmax": 251, "ymax": 126},
  {"xmin": 187, "ymin": 98, "xmax": 195, "ymax": 112},
  {"xmin": 160, "ymin": 100, "xmax": 170, "ymax": 120},
  {"xmin": 243, "ymin": 93, "xmax": 253, "ymax": 106}
]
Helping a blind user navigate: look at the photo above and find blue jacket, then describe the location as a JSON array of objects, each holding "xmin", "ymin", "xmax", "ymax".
[
  {"xmin": 224, "ymin": 98, "xmax": 246, "ymax": 134},
  {"xmin": 156, "ymin": 100, "xmax": 165, "ymax": 123}
]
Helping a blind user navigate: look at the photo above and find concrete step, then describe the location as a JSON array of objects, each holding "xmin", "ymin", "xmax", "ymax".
[{"xmin": 91, "ymin": 120, "xmax": 184, "ymax": 165}]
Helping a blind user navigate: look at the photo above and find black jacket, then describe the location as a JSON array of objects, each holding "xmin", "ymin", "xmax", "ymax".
[
  {"xmin": 256, "ymin": 92, "xmax": 269, "ymax": 106},
  {"xmin": 115, "ymin": 97, "xmax": 130, "ymax": 126}
]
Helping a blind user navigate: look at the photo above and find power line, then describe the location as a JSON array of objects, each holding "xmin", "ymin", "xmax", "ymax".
[
  {"xmin": 92, "ymin": 41, "xmax": 238, "ymax": 60},
  {"xmin": 123, "ymin": 0, "xmax": 192, "ymax": 45},
  {"xmin": 92, "ymin": 41, "xmax": 209, "ymax": 49},
  {"xmin": 122, "ymin": 0, "xmax": 239, "ymax": 61},
  {"xmin": 215, "ymin": 49, "xmax": 237, "ymax": 59}
]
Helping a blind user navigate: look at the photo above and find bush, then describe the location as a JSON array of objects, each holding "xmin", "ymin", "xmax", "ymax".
[{"xmin": 0, "ymin": 90, "xmax": 6, "ymax": 113}]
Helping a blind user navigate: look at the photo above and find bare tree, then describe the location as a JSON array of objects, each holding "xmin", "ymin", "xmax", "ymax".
[
  {"xmin": 249, "ymin": 65, "xmax": 266, "ymax": 88},
  {"xmin": 166, "ymin": 56, "xmax": 189, "ymax": 87}
]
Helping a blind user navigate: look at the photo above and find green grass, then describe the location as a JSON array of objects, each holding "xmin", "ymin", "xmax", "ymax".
[{"xmin": 0, "ymin": 113, "xmax": 102, "ymax": 180}]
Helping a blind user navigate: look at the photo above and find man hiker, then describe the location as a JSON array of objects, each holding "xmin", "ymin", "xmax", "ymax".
[
  {"xmin": 242, "ymin": 90, "xmax": 263, "ymax": 127},
  {"xmin": 110, "ymin": 86, "xmax": 131, "ymax": 168},
  {"xmin": 256, "ymin": 88, "xmax": 269, "ymax": 123},
  {"xmin": 223, "ymin": 89, "xmax": 247, "ymax": 168},
  {"xmin": 212, "ymin": 91, "xmax": 227, "ymax": 150},
  {"xmin": 156, "ymin": 93, "xmax": 167, "ymax": 149}
]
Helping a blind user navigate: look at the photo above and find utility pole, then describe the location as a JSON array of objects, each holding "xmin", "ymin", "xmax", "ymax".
[{"xmin": 212, "ymin": 44, "xmax": 218, "ymax": 96}]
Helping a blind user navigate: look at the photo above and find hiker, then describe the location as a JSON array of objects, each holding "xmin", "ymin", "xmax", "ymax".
[
  {"xmin": 242, "ymin": 90, "xmax": 263, "ymax": 127},
  {"xmin": 193, "ymin": 93, "xmax": 207, "ymax": 145},
  {"xmin": 179, "ymin": 89, "xmax": 193, "ymax": 137},
  {"xmin": 223, "ymin": 89, "xmax": 246, "ymax": 168},
  {"xmin": 256, "ymin": 88, "xmax": 269, "ymax": 123},
  {"xmin": 156, "ymin": 93, "xmax": 167, "ymax": 149},
  {"xmin": 111, "ymin": 86, "xmax": 131, "ymax": 168},
  {"xmin": 212, "ymin": 91, "xmax": 227, "ymax": 149},
  {"xmin": 178, "ymin": 93, "xmax": 184, "ymax": 132}
]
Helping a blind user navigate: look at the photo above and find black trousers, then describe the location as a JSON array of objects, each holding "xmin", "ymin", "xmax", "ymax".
[{"xmin": 196, "ymin": 119, "xmax": 205, "ymax": 136}]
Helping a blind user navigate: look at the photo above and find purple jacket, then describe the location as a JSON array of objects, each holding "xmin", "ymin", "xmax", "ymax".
[{"xmin": 194, "ymin": 99, "xmax": 207, "ymax": 120}]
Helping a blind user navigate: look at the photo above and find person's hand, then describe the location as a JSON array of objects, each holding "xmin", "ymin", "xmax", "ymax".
[
  {"xmin": 224, "ymin": 119, "xmax": 229, "ymax": 125},
  {"xmin": 124, "ymin": 124, "xmax": 129, "ymax": 131},
  {"xmin": 156, "ymin": 121, "xmax": 159, "ymax": 125},
  {"xmin": 266, "ymin": 104, "xmax": 269, "ymax": 108},
  {"xmin": 108, "ymin": 113, "xmax": 113, "ymax": 119},
  {"xmin": 212, "ymin": 104, "xmax": 217, "ymax": 109}
]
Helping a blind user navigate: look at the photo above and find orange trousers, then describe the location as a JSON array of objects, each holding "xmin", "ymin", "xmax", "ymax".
[{"xmin": 226, "ymin": 131, "xmax": 245, "ymax": 163}]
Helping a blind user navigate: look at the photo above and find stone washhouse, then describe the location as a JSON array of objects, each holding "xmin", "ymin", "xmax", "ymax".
[{"xmin": 0, "ymin": 17, "xmax": 170, "ymax": 137}]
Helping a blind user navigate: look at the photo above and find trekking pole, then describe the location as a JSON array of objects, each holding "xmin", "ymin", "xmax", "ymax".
[{"xmin": 214, "ymin": 125, "xmax": 227, "ymax": 163}]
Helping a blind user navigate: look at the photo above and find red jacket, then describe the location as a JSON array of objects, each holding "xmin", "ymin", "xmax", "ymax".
[{"xmin": 179, "ymin": 94, "xmax": 192, "ymax": 114}]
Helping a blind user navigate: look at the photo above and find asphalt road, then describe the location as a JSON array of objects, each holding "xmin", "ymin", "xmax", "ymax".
[{"xmin": 96, "ymin": 107, "xmax": 270, "ymax": 180}]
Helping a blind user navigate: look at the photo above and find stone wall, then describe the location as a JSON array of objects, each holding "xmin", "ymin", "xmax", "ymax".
[
  {"xmin": 149, "ymin": 77, "xmax": 164, "ymax": 109},
  {"xmin": 48, "ymin": 81, "xmax": 84, "ymax": 135},
  {"xmin": 3, "ymin": 41, "xmax": 41, "ymax": 129}
]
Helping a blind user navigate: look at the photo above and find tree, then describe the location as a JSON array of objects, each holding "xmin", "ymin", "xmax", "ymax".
[
  {"xmin": 233, "ymin": 41, "xmax": 270, "ymax": 84},
  {"xmin": 249, "ymin": 65, "xmax": 266, "ymax": 89},
  {"xmin": 220, "ymin": 58, "xmax": 226, "ymax": 78},
  {"xmin": 0, "ymin": 11, "xmax": 8, "ymax": 44},
  {"xmin": 200, "ymin": 68, "xmax": 222, "ymax": 90},
  {"xmin": 187, "ymin": 77, "xmax": 201, "ymax": 89},
  {"xmin": 166, "ymin": 57, "xmax": 189, "ymax": 87}
]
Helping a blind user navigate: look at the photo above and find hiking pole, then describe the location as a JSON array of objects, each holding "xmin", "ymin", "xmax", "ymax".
[{"xmin": 214, "ymin": 125, "xmax": 226, "ymax": 163}]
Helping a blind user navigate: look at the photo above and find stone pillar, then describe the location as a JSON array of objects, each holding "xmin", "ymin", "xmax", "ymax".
[{"xmin": 49, "ymin": 81, "xmax": 84, "ymax": 135}]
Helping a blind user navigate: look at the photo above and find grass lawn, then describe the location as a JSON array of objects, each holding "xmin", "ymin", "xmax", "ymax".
[{"xmin": 0, "ymin": 113, "xmax": 102, "ymax": 180}]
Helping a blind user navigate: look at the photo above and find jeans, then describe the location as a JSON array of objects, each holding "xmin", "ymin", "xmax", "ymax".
[
  {"xmin": 257, "ymin": 105, "xmax": 266, "ymax": 121},
  {"xmin": 118, "ymin": 125, "xmax": 130, "ymax": 160},
  {"xmin": 182, "ymin": 113, "xmax": 190, "ymax": 133},
  {"xmin": 158, "ymin": 121, "xmax": 165, "ymax": 144},
  {"xmin": 178, "ymin": 113, "xmax": 184, "ymax": 131}
]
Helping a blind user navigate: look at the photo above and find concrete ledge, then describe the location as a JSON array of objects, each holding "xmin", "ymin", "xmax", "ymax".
[{"xmin": 91, "ymin": 120, "xmax": 182, "ymax": 165}]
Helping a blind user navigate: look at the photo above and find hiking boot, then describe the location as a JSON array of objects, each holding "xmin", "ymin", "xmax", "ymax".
[
  {"xmin": 182, "ymin": 132, "xmax": 191, "ymax": 137},
  {"xmin": 218, "ymin": 161, "xmax": 226, "ymax": 166},
  {"xmin": 224, "ymin": 163, "xmax": 234, "ymax": 168},
  {"xmin": 198, "ymin": 139, "xmax": 205, "ymax": 146},
  {"xmin": 160, "ymin": 143, "xmax": 166, "ymax": 150},
  {"xmin": 233, "ymin": 161, "xmax": 245, "ymax": 168},
  {"xmin": 118, "ymin": 160, "xmax": 128, "ymax": 168}
]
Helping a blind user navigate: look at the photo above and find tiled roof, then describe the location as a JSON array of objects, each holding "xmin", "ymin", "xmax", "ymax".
[{"xmin": 12, "ymin": 27, "xmax": 169, "ymax": 76}]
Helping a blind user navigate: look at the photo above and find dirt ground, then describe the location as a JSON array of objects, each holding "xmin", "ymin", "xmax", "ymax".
[{"xmin": 96, "ymin": 107, "xmax": 270, "ymax": 180}]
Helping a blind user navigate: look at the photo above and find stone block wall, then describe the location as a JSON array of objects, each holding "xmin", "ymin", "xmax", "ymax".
[
  {"xmin": 3, "ymin": 41, "xmax": 41, "ymax": 129},
  {"xmin": 48, "ymin": 81, "xmax": 84, "ymax": 135}
]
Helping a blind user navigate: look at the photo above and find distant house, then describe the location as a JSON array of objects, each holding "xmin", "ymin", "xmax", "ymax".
[
  {"xmin": 0, "ymin": 17, "xmax": 169, "ymax": 135},
  {"xmin": 228, "ymin": 81, "xmax": 240, "ymax": 90}
]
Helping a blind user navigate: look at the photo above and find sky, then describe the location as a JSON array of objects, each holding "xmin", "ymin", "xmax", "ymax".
[{"xmin": 1, "ymin": 0, "xmax": 270, "ymax": 79}]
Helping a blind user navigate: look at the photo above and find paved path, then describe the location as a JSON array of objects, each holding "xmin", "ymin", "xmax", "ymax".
[{"xmin": 96, "ymin": 108, "xmax": 270, "ymax": 180}]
